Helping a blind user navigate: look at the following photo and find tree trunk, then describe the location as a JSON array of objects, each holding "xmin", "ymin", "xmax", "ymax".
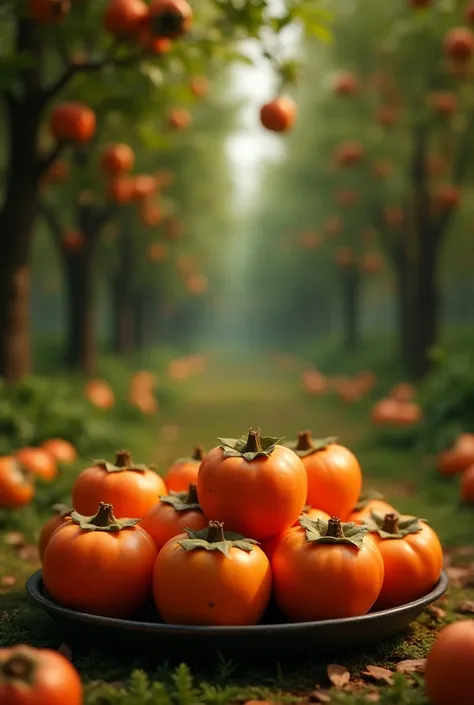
[
  {"xmin": 111, "ymin": 215, "xmax": 134, "ymax": 356},
  {"xmin": 393, "ymin": 251, "xmax": 415, "ymax": 374},
  {"xmin": 341, "ymin": 266, "xmax": 360, "ymax": 351},
  {"xmin": 132, "ymin": 292, "xmax": 148, "ymax": 350},
  {"xmin": 63, "ymin": 251, "xmax": 96, "ymax": 376},
  {"xmin": 408, "ymin": 239, "xmax": 439, "ymax": 379}
]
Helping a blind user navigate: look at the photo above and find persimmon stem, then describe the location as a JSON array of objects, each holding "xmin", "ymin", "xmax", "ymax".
[
  {"xmin": 89, "ymin": 502, "xmax": 118, "ymax": 527},
  {"xmin": 295, "ymin": 430, "xmax": 313, "ymax": 451},
  {"xmin": 326, "ymin": 516, "xmax": 344, "ymax": 538},
  {"xmin": 206, "ymin": 521, "xmax": 226, "ymax": 543},
  {"xmin": 2, "ymin": 655, "xmax": 35, "ymax": 680},
  {"xmin": 185, "ymin": 484, "xmax": 199, "ymax": 504},
  {"xmin": 243, "ymin": 428, "xmax": 263, "ymax": 454},
  {"xmin": 115, "ymin": 450, "xmax": 132, "ymax": 467},
  {"xmin": 192, "ymin": 446, "xmax": 205, "ymax": 461},
  {"xmin": 382, "ymin": 512, "xmax": 399, "ymax": 534}
]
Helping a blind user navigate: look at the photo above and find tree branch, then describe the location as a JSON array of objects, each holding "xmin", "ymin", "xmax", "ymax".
[{"xmin": 39, "ymin": 200, "xmax": 63, "ymax": 244}]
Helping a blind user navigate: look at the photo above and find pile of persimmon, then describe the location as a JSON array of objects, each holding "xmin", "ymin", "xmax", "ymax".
[
  {"xmin": 38, "ymin": 428, "xmax": 443, "ymax": 627},
  {"xmin": 436, "ymin": 432, "xmax": 474, "ymax": 505},
  {"xmin": 370, "ymin": 382, "xmax": 423, "ymax": 427}
]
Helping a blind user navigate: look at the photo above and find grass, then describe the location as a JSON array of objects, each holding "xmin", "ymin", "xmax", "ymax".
[{"xmin": 1, "ymin": 345, "xmax": 473, "ymax": 704}]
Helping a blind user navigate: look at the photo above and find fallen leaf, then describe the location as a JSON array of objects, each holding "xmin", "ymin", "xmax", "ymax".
[
  {"xmin": 446, "ymin": 565, "xmax": 474, "ymax": 588},
  {"xmin": 456, "ymin": 600, "xmax": 474, "ymax": 615},
  {"xmin": 308, "ymin": 690, "xmax": 332, "ymax": 703},
  {"xmin": 1, "ymin": 576, "xmax": 16, "ymax": 587},
  {"xmin": 396, "ymin": 659, "xmax": 426, "ymax": 675},
  {"xmin": 362, "ymin": 665, "xmax": 394, "ymax": 685},
  {"xmin": 327, "ymin": 664, "xmax": 350, "ymax": 688},
  {"xmin": 57, "ymin": 643, "xmax": 73, "ymax": 661},
  {"xmin": 427, "ymin": 605, "xmax": 447, "ymax": 620},
  {"xmin": 365, "ymin": 694, "xmax": 380, "ymax": 702},
  {"xmin": 4, "ymin": 531, "xmax": 26, "ymax": 547},
  {"xmin": 17, "ymin": 545, "xmax": 39, "ymax": 562}
]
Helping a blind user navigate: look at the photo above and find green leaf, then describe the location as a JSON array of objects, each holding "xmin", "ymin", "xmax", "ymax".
[
  {"xmin": 218, "ymin": 428, "xmax": 285, "ymax": 461},
  {"xmin": 299, "ymin": 515, "xmax": 368, "ymax": 549},
  {"xmin": 285, "ymin": 432, "xmax": 338, "ymax": 458},
  {"xmin": 363, "ymin": 511, "xmax": 425, "ymax": 539},
  {"xmin": 177, "ymin": 524, "xmax": 259, "ymax": 557}
]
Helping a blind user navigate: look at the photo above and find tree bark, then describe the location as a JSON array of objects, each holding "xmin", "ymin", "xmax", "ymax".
[
  {"xmin": 341, "ymin": 266, "xmax": 360, "ymax": 351},
  {"xmin": 63, "ymin": 250, "xmax": 96, "ymax": 376},
  {"xmin": 132, "ymin": 292, "xmax": 149, "ymax": 350},
  {"xmin": 408, "ymin": 238, "xmax": 439, "ymax": 379},
  {"xmin": 111, "ymin": 213, "xmax": 135, "ymax": 356}
]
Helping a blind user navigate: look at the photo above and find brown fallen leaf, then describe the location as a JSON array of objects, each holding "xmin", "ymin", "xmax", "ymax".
[
  {"xmin": 1, "ymin": 576, "xmax": 16, "ymax": 587},
  {"xmin": 308, "ymin": 689, "xmax": 332, "ymax": 704},
  {"xmin": 427, "ymin": 605, "xmax": 447, "ymax": 620},
  {"xmin": 17, "ymin": 545, "xmax": 39, "ymax": 562},
  {"xmin": 446, "ymin": 565, "xmax": 474, "ymax": 588},
  {"xmin": 396, "ymin": 659, "xmax": 426, "ymax": 675},
  {"xmin": 327, "ymin": 664, "xmax": 350, "ymax": 688},
  {"xmin": 4, "ymin": 531, "xmax": 26, "ymax": 547},
  {"xmin": 361, "ymin": 665, "xmax": 394, "ymax": 685},
  {"xmin": 456, "ymin": 600, "xmax": 474, "ymax": 615},
  {"xmin": 57, "ymin": 643, "xmax": 73, "ymax": 661},
  {"xmin": 365, "ymin": 693, "xmax": 380, "ymax": 702}
]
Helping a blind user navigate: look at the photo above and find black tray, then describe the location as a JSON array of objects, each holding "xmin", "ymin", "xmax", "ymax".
[{"xmin": 26, "ymin": 570, "xmax": 448, "ymax": 662}]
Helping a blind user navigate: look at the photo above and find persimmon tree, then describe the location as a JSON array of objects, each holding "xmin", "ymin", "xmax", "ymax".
[{"xmin": 0, "ymin": 0, "xmax": 328, "ymax": 383}]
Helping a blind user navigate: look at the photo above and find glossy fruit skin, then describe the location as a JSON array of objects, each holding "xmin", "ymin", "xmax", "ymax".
[
  {"xmin": 43, "ymin": 520, "xmax": 157, "ymax": 618},
  {"xmin": 100, "ymin": 144, "xmax": 135, "ymax": 176},
  {"xmin": 460, "ymin": 465, "xmax": 474, "ymax": 503},
  {"xmin": 15, "ymin": 447, "xmax": 57, "ymax": 482},
  {"xmin": 197, "ymin": 445, "xmax": 307, "ymax": 540},
  {"xmin": 72, "ymin": 464, "xmax": 167, "ymax": 519},
  {"xmin": 38, "ymin": 514, "xmax": 72, "ymax": 563},
  {"xmin": 140, "ymin": 500, "xmax": 208, "ymax": 551},
  {"xmin": 153, "ymin": 533, "xmax": 272, "ymax": 625},
  {"xmin": 370, "ymin": 398, "xmax": 401, "ymax": 425},
  {"xmin": 437, "ymin": 433, "xmax": 474, "ymax": 475},
  {"xmin": 424, "ymin": 620, "xmax": 474, "ymax": 705},
  {"xmin": 0, "ymin": 456, "xmax": 35, "ymax": 509},
  {"xmin": 165, "ymin": 459, "xmax": 201, "ymax": 492},
  {"xmin": 0, "ymin": 644, "xmax": 83, "ymax": 705},
  {"xmin": 444, "ymin": 27, "xmax": 474, "ymax": 62},
  {"xmin": 148, "ymin": 0, "xmax": 193, "ymax": 39},
  {"xmin": 28, "ymin": 0, "xmax": 70, "ymax": 24},
  {"xmin": 260, "ymin": 96, "xmax": 296, "ymax": 132},
  {"xmin": 347, "ymin": 498, "xmax": 395, "ymax": 524},
  {"xmin": 302, "ymin": 444, "xmax": 362, "ymax": 521},
  {"xmin": 261, "ymin": 507, "xmax": 330, "ymax": 562},
  {"xmin": 84, "ymin": 379, "xmax": 115, "ymax": 409},
  {"xmin": 104, "ymin": 0, "xmax": 148, "ymax": 38},
  {"xmin": 272, "ymin": 526, "xmax": 384, "ymax": 621},
  {"xmin": 50, "ymin": 102, "xmax": 96, "ymax": 144},
  {"xmin": 371, "ymin": 521, "xmax": 443, "ymax": 610},
  {"xmin": 41, "ymin": 438, "xmax": 77, "ymax": 464}
]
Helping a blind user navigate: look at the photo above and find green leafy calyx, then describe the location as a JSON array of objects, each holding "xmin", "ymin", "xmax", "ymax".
[
  {"xmin": 159, "ymin": 484, "xmax": 202, "ymax": 512},
  {"xmin": 70, "ymin": 502, "xmax": 140, "ymax": 532},
  {"xmin": 0, "ymin": 652, "xmax": 37, "ymax": 684},
  {"xmin": 285, "ymin": 430, "xmax": 338, "ymax": 457},
  {"xmin": 218, "ymin": 427, "xmax": 285, "ymax": 461},
  {"xmin": 299, "ymin": 514, "xmax": 368, "ymax": 549},
  {"xmin": 177, "ymin": 520, "xmax": 259, "ymax": 558},
  {"xmin": 93, "ymin": 449, "xmax": 153, "ymax": 473},
  {"xmin": 353, "ymin": 489, "xmax": 386, "ymax": 511},
  {"xmin": 363, "ymin": 511, "xmax": 424, "ymax": 539}
]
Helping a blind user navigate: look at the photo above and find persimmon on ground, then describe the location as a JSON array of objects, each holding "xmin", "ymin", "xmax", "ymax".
[
  {"xmin": 71, "ymin": 450, "xmax": 167, "ymax": 518},
  {"xmin": 0, "ymin": 456, "xmax": 35, "ymax": 509},
  {"xmin": 15, "ymin": 447, "xmax": 57, "ymax": 482},
  {"xmin": 425, "ymin": 620, "xmax": 474, "ymax": 705},
  {"xmin": 437, "ymin": 433, "xmax": 474, "ymax": 475},
  {"xmin": 43, "ymin": 502, "xmax": 157, "ymax": 618},
  {"xmin": 153, "ymin": 520, "xmax": 272, "ymax": 626},
  {"xmin": 41, "ymin": 438, "xmax": 77, "ymax": 464},
  {"xmin": 460, "ymin": 464, "xmax": 474, "ymax": 503}
]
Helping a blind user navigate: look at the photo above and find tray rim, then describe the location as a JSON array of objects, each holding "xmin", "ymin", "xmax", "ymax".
[{"xmin": 25, "ymin": 569, "xmax": 449, "ymax": 636}]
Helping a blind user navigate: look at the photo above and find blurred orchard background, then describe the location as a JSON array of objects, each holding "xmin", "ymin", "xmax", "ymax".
[{"xmin": 1, "ymin": 0, "xmax": 474, "ymax": 540}]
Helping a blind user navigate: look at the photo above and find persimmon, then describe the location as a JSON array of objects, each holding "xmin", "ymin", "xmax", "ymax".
[
  {"xmin": 460, "ymin": 464, "xmax": 474, "ymax": 503},
  {"xmin": 153, "ymin": 520, "xmax": 272, "ymax": 625},
  {"xmin": 444, "ymin": 27, "xmax": 474, "ymax": 62},
  {"xmin": 15, "ymin": 447, "xmax": 57, "ymax": 482},
  {"xmin": 137, "ymin": 30, "xmax": 172, "ymax": 54},
  {"xmin": 272, "ymin": 516, "xmax": 384, "ymax": 621},
  {"xmin": 50, "ymin": 102, "xmax": 96, "ymax": 144},
  {"xmin": 370, "ymin": 397, "xmax": 402, "ymax": 425},
  {"xmin": 164, "ymin": 446, "xmax": 205, "ymax": 492},
  {"xmin": 437, "ymin": 433, "xmax": 474, "ymax": 475},
  {"xmin": 72, "ymin": 449, "xmax": 167, "ymax": 518},
  {"xmin": 187, "ymin": 273, "xmax": 208, "ymax": 295},
  {"xmin": 100, "ymin": 143, "xmax": 135, "ymax": 176},
  {"xmin": 190, "ymin": 75, "xmax": 209, "ymax": 99},
  {"xmin": 61, "ymin": 229, "xmax": 84, "ymax": 253},
  {"xmin": 140, "ymin": 483, "xmax": 208, "ymax": 550},
  {"xmin": 107, "ymin": 175, "xmax": 136, "ymax": 204},
  {"xmin": 84, "ymin": 378, "xmax": 115, "ymax": 409},
  {"xmin": 434, "ymin": 184, "xmax": 461, "ymax": 211},
  {"xmin": 133, "ymin": 174, "xmax": 157, "ymax": 200},
  {"xmin": 364, "ymin": 512, "xmax": 443, "ymax": 609},
  {"xmin": 301, "ymin": 369, "xmax": 328, "ymax": 395},
  {"xmin": 167, "ymin": 107, "xmax": 192, "ymax": 130},
  {"xmin": 41, "ymin": 438, "xmax": 77, "ymax": 464},
  {"xmin": 425, "ymin": 620, "xmax": 474, "ymax": 705},
  {"xmin": 0, "ymin": 456, "xmax": 35, "ymax": 509},
  {"xmin": 28, "ymin": 0, "xmax": 70, "ymax": 24},
  {"xmin": 334, "ymin": 142, "xmax": 364, "ymax": 168},
  {"xmin": 394, "ymin": 401, "xmax": 423, "ymax": 426},
  {"xmin": 377, "ymin": 106, "xmax": 399, "ymax": 127},
  {"xmin": 286, "ymin": 432, "xmax": 362, "ymax": 521},
  {"xmin": 197, "ymin": 428, "xmax": 307, "ymax": 540},
  {"xmin": 429, "ymin": 91, "xmax": 457, "ymax": 116},
  {"xmin": 38, "ymin": 504, "xmax": 73, "ymax": 562},
  {"xmin": 260, "ymin": 96, "xmax": 296, "ymax": 133},
  {"xmin": 148, "ymin": 0, "xmax": 193, "ymax": 39},
  {"xmin": 347, "ymin": 490, "xmax": 396, "ymax": 524},
  {"xmin": 104, "ymin": 0, "xmax": 148, "ymax": 39},
  {"xmin": 0, "ymin": 645, "xmax": 83, "ymax": 705},
  {"xmin": 262, "ymin": 506, "xmax": 330, "ymax": 562},
  {"xmin": 389, "ymin": 382, "xmax": 415, "ymax": 403},
  {"xmin": 43, "ymin": 502, "xmax": 157, "ymax": 618},
  {"xmin": 333, "ymin": 71, "xmax": 359, "ymax": 96}
]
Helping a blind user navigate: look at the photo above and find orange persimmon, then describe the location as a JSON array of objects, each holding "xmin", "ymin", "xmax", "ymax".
[
  {"xmin": 460, "ymin": 464, "xmax": 474, "ymax": 503},
  {"xmin": 15, "ymin": 447, "xmax": 57, "ymax": 482},
  {"xmin": 261, "ymin": 506, "xmax": 330, "ymax": 562},
  {"xmin": 0, "ymin": 456, "xmax": 35, "ymax": 509},
  {"xmin": 272, "ymin": 515, "xmax": 384, "ymax": 621},
  {"xmin": 197, "ymin": 428, "xmax": 307, "ymax": 540},
  {"xmin": 425, "ymin": 620, "xmax": 474, "ymax": 705},
  {"xmin": 437, "ymin": 433, "xmax": 474, "ymax": 476},
  {"xmin": 41, "ymin": 438, "xmax": 77, "ymax": 464},
  {"xmin": 347, "ymin": 490, "xmax": 396, "ymax": 524},
  {"xmin": 38, "ymin": 504, "xmax": 73, "ymax": 562},
  {"xmin": 71, "ymin": 450, "xmax": 167, "ymax": 518},
  {"xmin": 153, "ymin": 520, "xmax": 272, "ymax": 625},
  {"xmin": 140, "ymin": 483, "xmax": 208, "ymax": 550},
  {"xmin": 164, "ymin": 446, "xmax": 205, "ymax": 492}
]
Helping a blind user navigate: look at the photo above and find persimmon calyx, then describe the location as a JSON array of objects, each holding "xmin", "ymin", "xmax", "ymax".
[
  {"xmin": 299, "ymin": 515, "xmax": 368, "ymax": 549},
  {"xmin": 352, "ymin": 489, "xmax": 386, "ymax": 511},
  {"xmin": 51, "ymin": 503, "xmax": 74, "ymax": 518},
  {"xmin": 218, "ymin": 427, "xmax": 284, "ymax": 461},
  {"xmin": 285, "ymin": 430, "xmax": 338, "ymax": 457},
  {"xmin": 0, "ymin": 651, "xmax": 37, "ymax": 683},
  {"xmin": 173, "ymin": 445, "xmax": 205, "ymax": 464},
  {"xmin": 160, "ymin": 484, "xmax": 202, "ymax": 512},
  {"xmin": 93, "ymin": 449, "xmax": 154, "ymax": 473},
  {"xmin": 363, "ymin": 511, "xmax": 425, "ymax": 539},
  {"xmin": 177, "ymin": 520, "xmax": 259, "ymax": 558},
  {"xmin": 70, "ymin": 502, "xmax": 141, "ymax": 532}
]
